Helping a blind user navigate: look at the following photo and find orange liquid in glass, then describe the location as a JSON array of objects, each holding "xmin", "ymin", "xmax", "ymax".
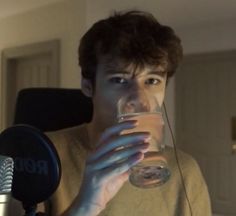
[{"xmin": 118, "ymin": 112, "xmax": 164, "ymax": 152}]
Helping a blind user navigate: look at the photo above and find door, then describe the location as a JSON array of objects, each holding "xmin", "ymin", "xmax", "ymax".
[
  {"xmin": 176, "ymin": 50, "xmax": 236, "ymax": 215},
  {"xmin": 1, "ymin": 40, "xmax": 60, "ymax": 129}
]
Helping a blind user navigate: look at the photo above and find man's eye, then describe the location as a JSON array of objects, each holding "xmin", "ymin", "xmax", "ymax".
[
  {"xmin": 109, "ymin": 77, "xmax": 128, "ymax": 84},
  {"xmin": 145, "ymin": 78, "xmax": 161, "ymax": 85}
]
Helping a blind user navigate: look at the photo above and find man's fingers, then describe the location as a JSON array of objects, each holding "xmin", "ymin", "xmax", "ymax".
[
  {"xmin": 100, "ymin": 152, "xmax": 144, "ymax": 181},
  {"xmin": 87, "ymin": 132, "xmax": 150, "ymax": 163},
  {"xmin": 98, "ymin": 120, "xmax": 138, "ymax": 143},
  {"xmin": 89, "ymin": 142, "xmax": 149, "ymax": 170}
]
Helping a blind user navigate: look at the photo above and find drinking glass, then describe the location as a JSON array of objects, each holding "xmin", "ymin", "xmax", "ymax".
[{"xmin": 117, "ymin": 90, "xmax": 171, "ymax": 188}]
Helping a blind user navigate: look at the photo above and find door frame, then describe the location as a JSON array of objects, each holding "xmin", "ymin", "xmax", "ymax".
[
  {"xmin": 1, "ymin": 39, "xmax": 60, "ymax": 130},
  {"xmin": 175, "ymin": 49, "xmax": 236, "ymax": 215}
]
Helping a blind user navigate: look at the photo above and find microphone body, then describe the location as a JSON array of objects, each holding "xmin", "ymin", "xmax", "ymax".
[
  {"xmin": 0, "ymin": 194, "xmax": 10, "ymax": 216},
  {"xmin": 0, "ymin": 125, "xmax": 61, "ymax": 216},
  {"xmin": 0, "ymin": 155, "xmax": 14, "ymax": 216}
]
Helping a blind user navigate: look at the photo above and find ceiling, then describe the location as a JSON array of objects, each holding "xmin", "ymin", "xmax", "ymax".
[
  {"xmin": 0, "ymin": 0, "xmax": 235, "ymax": 28},
  {"xmin": 86, "ymin": 0, "xmax": 236, "ymax": 28}
]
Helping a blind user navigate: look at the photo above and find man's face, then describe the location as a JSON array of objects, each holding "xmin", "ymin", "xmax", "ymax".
[{"xmin": 91, "ymin": 56, "xmax": 167, "ymax": 129}]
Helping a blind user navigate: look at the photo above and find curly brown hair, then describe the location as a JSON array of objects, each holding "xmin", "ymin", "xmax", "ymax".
[{"xmin": 79, "ymin": 10, "xmax": 183, "ymax": 86}]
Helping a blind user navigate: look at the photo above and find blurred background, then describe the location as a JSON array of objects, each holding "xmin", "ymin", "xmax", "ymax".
[{"xmin": 0, "ymin": 0, "xmax": 235, "ymax": 215}]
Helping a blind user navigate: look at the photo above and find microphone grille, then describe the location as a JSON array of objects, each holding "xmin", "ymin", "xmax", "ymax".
[{"xmin": 0, "ymin": 156, "xmax": 14, "ymax": 194}]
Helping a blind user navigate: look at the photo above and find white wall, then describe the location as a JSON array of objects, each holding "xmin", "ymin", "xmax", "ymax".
[
  {"xmin": 177, "ymin": 18, "xmax": 236, "ymax": 55},
  {"xmin": 0, "ymin": 0, "xmax": 86, "ymax": 89}
]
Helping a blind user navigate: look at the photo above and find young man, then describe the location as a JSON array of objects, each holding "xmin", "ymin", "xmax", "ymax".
[{"xmin": 46, "ymin": 10, "xmax": 211, "ymax": 216}]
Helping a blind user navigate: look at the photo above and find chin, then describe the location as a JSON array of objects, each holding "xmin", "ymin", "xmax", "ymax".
[
  {"xmin": 103, "ymin": 118, "xmax": 117, "ymax": 128},
  {"xmin": 92, "ymin": 113, "xmax": 117, "ymax": 129}
]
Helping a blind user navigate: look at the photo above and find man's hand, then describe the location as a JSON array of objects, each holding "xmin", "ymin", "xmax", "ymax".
[{"xmin": 69, "ymin": 120, "xmax": 150, "ymax": 216}]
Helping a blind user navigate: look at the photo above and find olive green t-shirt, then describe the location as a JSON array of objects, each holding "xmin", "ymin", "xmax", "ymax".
[{"xmin": 46, "ymin": 124, "xmax": 212, "ymax": 216}]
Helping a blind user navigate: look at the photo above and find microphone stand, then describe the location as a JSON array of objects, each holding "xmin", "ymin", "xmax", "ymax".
[
  {"xmin": 23, "ymin": 203, "xmax": 46, "ymax": 216},
  {"xmin": 23, "ymin": 203, "xmax": 37, "ymax": 216}
]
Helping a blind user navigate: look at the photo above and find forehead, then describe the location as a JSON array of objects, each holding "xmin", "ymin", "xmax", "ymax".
[{"xmin": 97, "ymin": 55, "xmax": 167, "ymax": 76}]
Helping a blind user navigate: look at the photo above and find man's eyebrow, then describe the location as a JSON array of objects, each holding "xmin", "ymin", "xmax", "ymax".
[
  {"xmin": 104, "ymin": 69, "xmax": 130, "ymax": 75},
  {"xmin": 145, "ymin": 70, "xmax": 167, "ymax": 77},
  {"xmin": 104, "ymin": 68, "xmax": 167, "ymax": 76}
]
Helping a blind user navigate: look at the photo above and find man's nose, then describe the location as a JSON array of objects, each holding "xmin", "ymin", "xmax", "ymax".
[
  {"xmin": 126, "ymin": 100, "xmax": 150, "ymax": 112},
  {"xmin": 125, "ymin": 90, "xmax": 151, "ymax": 113}
]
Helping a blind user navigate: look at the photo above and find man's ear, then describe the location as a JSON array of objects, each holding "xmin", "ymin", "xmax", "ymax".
[{"xmin": 81, "ymin": 78, "xmax": 93, "ymax": 97}]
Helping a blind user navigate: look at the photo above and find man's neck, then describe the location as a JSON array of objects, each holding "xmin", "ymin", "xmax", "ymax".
[{"xmin": 86, "ymin": 121, "xmax": 105, "ymax": 150}]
